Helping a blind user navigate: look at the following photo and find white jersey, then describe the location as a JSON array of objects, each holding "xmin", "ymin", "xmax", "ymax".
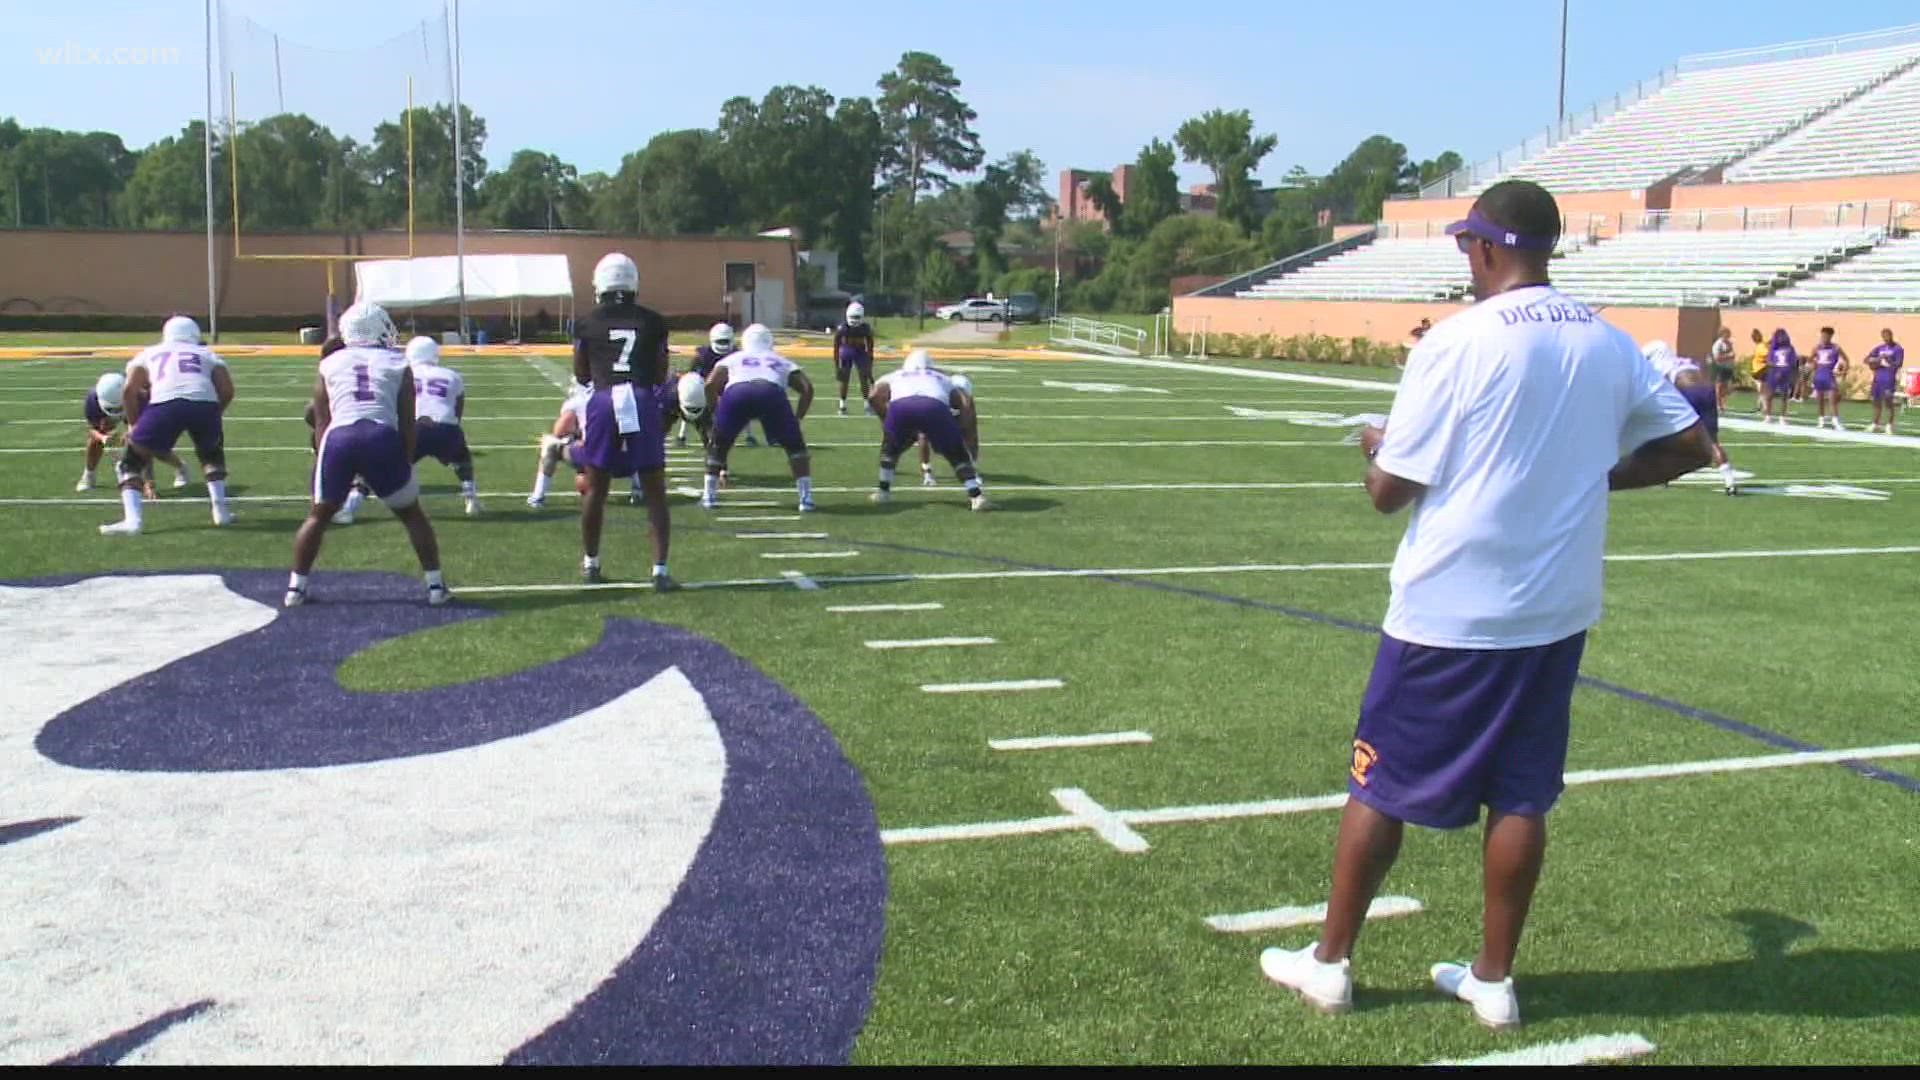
[
  {"xmin": 319, "ymin": 346, "xmax": 411, "ymax": 429},
  {"xmin": 562, "ymin": 383, "xmax": 592, "ymax": 432},
  {"xmin": 127, "ymin": 343, "xmax": 226, "ymax": 405},
  {"xmin": 879, "ymin": 368, "xmax": 954, "ymax": 404},
  {"xmin": 718, "ymin": 351, "xmax": 797, "ymax": 389},
  {"xmin": 1376, "ymin": 285, "xmax": 1699, "ymax": 649},
  {"xmin": 410, "ymin": 362, "xmax": 465, "ymax": 425},
  {"xmin": 1659, "ymin": 355, "xmax": 1701, "ymax": 383}
]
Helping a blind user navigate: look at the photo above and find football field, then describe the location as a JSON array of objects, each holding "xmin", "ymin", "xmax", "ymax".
[{"xmin": 2, "ymin": 348, "xmax": 1917, "ymax": 1065}]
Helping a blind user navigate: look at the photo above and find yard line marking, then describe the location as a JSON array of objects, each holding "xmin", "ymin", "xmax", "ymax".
[
  {"xmin": 0, "ymin": 395, "xmax": 572, "ymax": 406},
  {"xmin": 1051, "ymin": 788, "xmax": 1150, "ymax": 854},
  {"xmin": 920, "ymin": 678, "xmax": 1065, "ymax": 695},
  {"xmin": 864, "ymin": 636, "xmax": 997, "ymax": 650},
  {"xmin": 879, "ymin": 742, "xmax": 1920, "ymax": 846},
  {"xmin": 715, "ymin": 514, "xmax": 802, "ymax": 522},
  {"xmin": 521, "ymin": 354, "xmax": 573, "ymax": 391},
  {"xmin": 989, "ymin": 731, "xmax": 1153, "ymax": 752},
  {"xmin": 1205, "ymin": 895, "xmax": 1423, "ymax": 934},
  {"xmin": 759, "ymin": 550, "xmax": 860, "ymax": 560},
  {"xmin": 780, "ymin": 569, "xmax": 822, "ymax": 592},
  {"xmin": 827, "ymin": 602, "xmax": 945, "ymax": 613},
  {"xmin": 1427, "ymin": 1033, "xmax": 1657, "ymax": 1067},
  {"xmin": 735, "ymin": 532, "xmax": 830, "ymax": 539}
]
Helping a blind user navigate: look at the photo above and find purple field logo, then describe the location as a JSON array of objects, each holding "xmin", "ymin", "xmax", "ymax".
[{"xmin": 0, "ymin": 571, "xmax": 885, "ymax": 1065}]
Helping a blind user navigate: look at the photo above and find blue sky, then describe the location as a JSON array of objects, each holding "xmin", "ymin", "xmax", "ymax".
[{"xmin": 6, "ymin": 0, "xmax": 1917, "ymax": 190}]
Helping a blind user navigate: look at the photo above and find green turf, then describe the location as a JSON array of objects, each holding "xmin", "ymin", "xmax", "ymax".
[{"xmin": 2, "ymin": 347, "xmax": 1916, "ymax": 1064}]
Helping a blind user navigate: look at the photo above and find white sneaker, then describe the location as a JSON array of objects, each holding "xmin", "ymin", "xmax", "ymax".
[
  {"xmin": 1259, "ymin": 944, "xmax": 1352, "ymax": 1015},
  {"xmin": 283, "ymin": 585, "xmax": 308, "ymax": 608},
  {"xmin": 700, "ymin": 495, "xmax": 719, "ymax": 510},
  {"xmin": 969, "ymin": 494, "xmax": 992, "ymax": 512},
  {"xmin": 526, "ymin": 495, "xmax": 545, "ymax": 510},
  {"xmin": 426, "ymin": 583, "xmax": 452, "ymax": 607},
  {"xmin": 869, "ymin": 489, "xmax": 891, "ymax": 504},
  {"xmin": 798, "ymin": 498, "xmax": 816, "ymax": 513},
  {"xmin": 75, "ymin": 475, "xmax": 94, "ymax": 492},
  {"xmin": 331, "ymin": 509, "xmax": 356, "ymax": 526},
  {"xmin": 837, "ymin": 400, "xmax": 848, "ymax": 416},
  {"xmin": 465, "ymin": 497, "xmax": 482, "ymax": 517},
  {"xmin": 1430, "ymin": 962, "xmax": 1521, "ymax": 1030},
  {"xmin": 173, "ymin": 472, "xmax": 190, "ymax": 489},
  {"xmin": 98, "ymin": 519, "xmax": 141, "ymax": 536},
  {"xmin": 921, "ymin": 470, "xmax": 938, "ymax": 487},
  {"xmin": 211, "ymin": 506, "xmax": 234, "ymax": 527}
]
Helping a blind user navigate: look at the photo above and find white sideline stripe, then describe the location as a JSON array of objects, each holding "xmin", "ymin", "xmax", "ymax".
[
  {"xmin": 864, "ymin": 636, "xmax": 997, "ymax": 650},
  {"xmin": 1205, "ymin": 895, "xmax": 1422, "ymax": 934},
  {"xmin": 1089, "ymin": 355, "xmax": 1402, "ymax": 392},
  {"xmin": 1051, "ymin": 788, "xmax": 1150, "ymax": 854},
  {"xmin": 827, "ymin": 602, "xmax": 945, "ymax": 613},
  {"xmin": 780, "ymin": 569, "xmax": 822, "ymax": 592},
  {"xmin": 1720, "ymin": 415, "xmax": 1920, "ymax": 448},
  {"xmin": 759, "ymin": 550, "xmax": 860, "ymax": 560},
  {"xmin": 735, "ymin": 531, "xmax": 829, "ymax": 539},
  {"xmin": 879, "ymin": 743, "xmax": 1920, "ymax": 846},
  {"xmin": 1428, "ymin": 1033, "xmax": 1657, "ymax": 1067},
  {"xmin": 989, "ymin": 731, "xmax": 1153, "ymax": 752},
  {"xmin": 920, "ymin": 679, "xmax": 1065, "ymax": 694}
]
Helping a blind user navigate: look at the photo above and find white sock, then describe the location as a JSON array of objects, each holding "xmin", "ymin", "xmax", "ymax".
[
  {"xmin": 425, "ymin": 569, "xmax": 444, "ymax": 588},
  {"xmin": 630, "ymin": 472, "xmax": 642, "ymax": 492},
  {"xmin": 461, "ymin": 480, "xmax": 477, "ymax": 498},
  {"xmin": 119, "ymin": 487, "xmax": 144, "ymax": 527},
  {"xmin": 288, "ymin": 572, "xmax": 308, "ymax": 592},
  {"xmin": 531, "ymin": 472, "xmax": 551, "ymax": 499},
  {"xmin": 797, "ymin": 476, "xmax": 813, "ymax": 501},
  {"xmin": 1720, "ymin": 463, "xmax": 1736, "ymax": 483},
  {"xmin": 208, "ymin": 480, "xmax": 228, "ymax": 510},
  {"xmin": 342, "ymin": 489, "xmax": 365, "ymax": 514},
  {"xmin": 879, "ymin": 467, "xmax": 895, "ymax": 490},
  {"xmin": 80, "ymin": 469, "xmax": 93, "ymax": 482},
  {"xmin": 583, "ymin": 554, "xmax": 599, "ymax": 571},
  {"xmin": 652, "ymin": 562, "xmax": 668, "ymax": 578},
  {"xmin": 703, "ymin": 474, "xmax": 719, "ymax": 500}
]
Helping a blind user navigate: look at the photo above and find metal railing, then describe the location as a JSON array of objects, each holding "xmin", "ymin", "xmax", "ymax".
[
  {"xmin": 1048, "ymin": 315, "xmax": 1147, "ymax": 356},
  {"xmin": 1678, "ymin": 22, "xmax": 1920, "ymax": 73},
  {"xmin": 1190, "ymin": 227, "xmax": 1378, "ymax": 298}
]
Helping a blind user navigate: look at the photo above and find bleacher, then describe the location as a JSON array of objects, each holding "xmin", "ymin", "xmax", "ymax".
[
  {"xmin": 1467, "ymin": 42, "xmax": 1920, "ymax": 195},
  {"xmin": 1550, "ymin": 228, "xmax": 1880, "ymax": 307},
  {"xmin": 1237, "ymin": 235, "xmax": 1588, "ymax": 303},
  {"xmin": 1756, "ymin": 233, "xmax": 1920, "ymax": 311},
  {"xmin": 1726, "ymin": 65, "xmax": 1920, "ymax": 182}
]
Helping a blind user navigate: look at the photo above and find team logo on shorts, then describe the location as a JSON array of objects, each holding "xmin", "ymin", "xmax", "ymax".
[{"xmin": 1350, "ymin": 739, "xmax": 1379, "ymax": 787}]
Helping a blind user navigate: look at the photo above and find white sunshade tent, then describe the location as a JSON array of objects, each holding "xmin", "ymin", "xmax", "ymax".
[{"xmin": 353, "ymin": 254, "xmax": 574, "ymax": 340}]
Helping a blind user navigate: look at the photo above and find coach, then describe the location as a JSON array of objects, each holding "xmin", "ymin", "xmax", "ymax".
[{"xmin": 1261, "ymin": 180, "xmax": 1713, "ymax": 1028}]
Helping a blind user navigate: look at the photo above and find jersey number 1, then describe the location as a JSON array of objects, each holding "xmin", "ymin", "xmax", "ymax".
[
  {"xmin": 353, "ymin": 364, "xmax": 377, "ymax": 402},
  {"xmin": 610, "ymin": 329, "xmax": 637, "ymax": 374}
]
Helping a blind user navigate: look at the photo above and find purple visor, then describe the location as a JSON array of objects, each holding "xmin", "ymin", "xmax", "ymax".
[{"xmin": 1444, "ymin": 208, "xmax": 1558, "ymax": 252}]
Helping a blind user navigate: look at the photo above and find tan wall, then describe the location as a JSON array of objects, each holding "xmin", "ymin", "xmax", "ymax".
[
  {"xmin": 1670, "ymin": 173, "xmax": 1920, "ymax": 212},
  {"xmin": 0, "ymin": 229, "xmax": 795, "ymax": 321},
  {"xmin": 1382, "ymin": 186, "xmax": 1670, "ymax": 233},
  {"xmin": 1714, "ymin": 311, "xmax": 1920, "ymax": 398}
]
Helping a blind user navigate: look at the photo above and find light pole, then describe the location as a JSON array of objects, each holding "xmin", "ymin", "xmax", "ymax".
[{"xmin": 1557, "ymin": 0, "xmax": 1570, "ymax": 125}]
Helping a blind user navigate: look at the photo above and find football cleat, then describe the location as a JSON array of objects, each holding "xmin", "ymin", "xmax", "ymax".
[
  {"xmin": 173, "ymin": 471, "xmax": 190, "ymax": 489},
  {"xmin": 464, "ymin": 497, "xmax": 482, "ymax": 516},
  {"xmin": 869, "ymin": 489, "xmax": 891, "ymax": 504},
  {"xmin": 212, "ymin": 506, "xmax": 234, "ymax": 527},
  {"xmin": 582, "ymin": 564, "xmax": 603, "ymax": 585},
  {"xmin": 921, "ymin": 469, "xmax": 938, "ymax": 487},
  {"xmin": 75, "ymin": 474, "xmax": 94, "ymax": 492},
  {"xmin": 969, "ymin": 494, "xmax": 992, "ymax": 512},
  {"xmin": 628, "ymin": 489, "xmax": 645, "ymax": 507},
  {"xmin": 426, "ymin": 583, "xmax": 452, "ymax": 607},
  {"xmin": 331, "ymin": 508, "xmax": 356, "ymax": 526},
  {"xmin": 700, "ymin": 496, "xmax": 719, "ymax": 510},
  {"xmin": 838, "ymin": 400, "xmax": 848, "ymax": 416},
  {"xmin": 283, "ymin": 586, "xmax": 308, "ymax": 608},
  {"xmin": 98, "ymin": 519, "xmax": 141, "ymax": 536},
  {"xmin": 798, "ymin": 498, "xmax": 816, "ymax": 513},
  {"xmin": 651, "ymin": 572, "xmax": 680, "ymax": 594},
  {"xmin": 525, "ymin": 495, "xmax": 545, "ymax": 510}
]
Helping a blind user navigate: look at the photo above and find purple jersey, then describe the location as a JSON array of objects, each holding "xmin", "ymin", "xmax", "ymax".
[
  {"xmin": 84, "ymin": 390, "xmax": 115, "ymax": 431},
  {"xmin": 1813, "ymin": 345, "xmax": 1841, "ymax": 372},
  {"xmin": 690, "ymin": 345, "xmax": 730, "ymax": 377},
  {"xmin": 1869, "ymin": 343, "xmax": 1905, "ymax": 375}
]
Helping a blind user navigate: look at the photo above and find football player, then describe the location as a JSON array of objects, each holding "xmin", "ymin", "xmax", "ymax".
[
  {"xmin": 1645, "ymin": 341, "xmax": 1737, "ymax": 496},
  {"xmin": 99, "ymin": 316, "xmax": 235, "ymax": 536},
  {"xmin": 79, "ymin": 371, "xmax": 188, "ymax": 498},
  {"xmin": 403, "ymin": 336, "xmax": 482, "ymax": 516},
  {"xmin": 701, "ymin": 323, "xmax": 815, "ymax": 512},
  {"xmin": 679, "ymin": 322, "xmax": 738, "ymax": 447},
  {"xmin": 571, "ymin": 252, "xmax": 675, "ymax": 590},
  {"xmin": 288, "ymin": 302, "xmax": 449, "ymax": 608},
  {"xmin": 527, "ymin": 381, "xmax": 593, "ymax": 509},
  {"xmin": 834, "ymin": 301, "xmax": 876, "ymax": 416},
  {"xmin": 915, "ymin": 372, "xmax": 978, "ymax": 487},
  {"xmin": 306, "ymin": 337, "xmax": 378, "ymax": 525},
  {"xmin": 870, "ymin": 349, "xmax": 989, "ymax": 511}
]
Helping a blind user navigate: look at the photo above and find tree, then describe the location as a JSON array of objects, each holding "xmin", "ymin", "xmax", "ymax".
[
  {"xmin": 1082, "ymin": 173, "xmax": 1123, "ymax": 231},
  {"xmin": 1320, "ymin": 134, "xmax": 1413, "ymax": 224},
  {"xmin": 119, "ymin": 121, "xmax": 218, "ymax": 229},
  {"xmin": 717, "ymin": 86, "xmax": 842, "ymax": 241},
  {"xmin": 1261, "ymin": 185, "xmax": 1324, "ymax": 262},
  {"xmin": 876, "ymin": 51, "xmax": 983, "ymax": 206},
  {"xmin": 228, "ymin": 113, "xmax": 345, "ymax": 230},
  {"xmin": 0, "ymin": 127, "xmax": 134, "ymax": 227},
  {"xmin": 366, "ymin": 103, "xmax": 486, "ymax": 228},
  {"xmin": 478, "ymin": 150, "xmax": 581, "ymax": 230},
  {"xmin": 970, "ymin": 161, "xmax": 1013, "ymax": 291},
  {"xmin": 628, "ymin": 130, "xmax": 731, "ymax": 234},
  {"xmin": 1119, "ymin": 138, "xmax": 1180, "ymax": 239},
  {"xmin": 919, "ymin": 245, "xmax": 963, "ymax": 303},
  {"xmin": 1416, "ymin": 150, "xmax": 1464, "ymax": 187},
  {"xmin": 994, "ymin": 149, "xmax": 1052, "ymax": 220},
  {"xmin": 1174, "ymin": 109, "xmax": 1276, "ymax": 231},
  {"xmin": 827, "ymin": 97, "xmax": 883, "ymax": 287}
]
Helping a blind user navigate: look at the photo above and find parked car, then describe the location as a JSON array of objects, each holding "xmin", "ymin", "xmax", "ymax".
[
  {"xmin": 1005, "ymin": 292, "xmax": 1041, "ymax": 323},
  {"xmin": 935, "ymin": 297, "xmax": 1007, "ymax": 322}
]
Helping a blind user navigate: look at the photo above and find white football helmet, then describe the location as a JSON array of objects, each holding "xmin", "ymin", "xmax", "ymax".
[
  {"xmin": 902, "ymin": 348, "xmax": 932, "ymax": 373},
  {"xmin": 405, "ymin": 335, "xmax": 441, "ymax": 366},
  {"xmin": 741, "ymin": 323, "xmax": 774, "ymax": 355},
  {"xmin": 338, "ymin": 302, "xmax": 398, "ymax": 348},
  {"xmin": 952, "ymin": 373, "xmax": 973, "ymax": 398},
  {"xmin": 677, "ymin": 371, "xmax": 709, "ymax": 421},
  {"xmin": 845, "ymin": 302, "xmax": 866, "ymax": 326},
  {"xmin": 709, "ymin": 323, "xmax": 735, "ymax": 355},
  {"xmin": 592, "ymin": 252, "xmax": 640, "ymax": 297},
  {"xmin": 94, "ymin": 372, "xmax": 127, "ymax": 415},
  {"xmin": 161, "ymin": 315, "xmax": 202, "ymax": 344}
]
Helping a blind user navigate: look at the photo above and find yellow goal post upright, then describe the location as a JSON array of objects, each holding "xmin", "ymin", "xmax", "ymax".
[{"xmin": 209, "ymin": 1, "xmax": 455, "ymax": 342}]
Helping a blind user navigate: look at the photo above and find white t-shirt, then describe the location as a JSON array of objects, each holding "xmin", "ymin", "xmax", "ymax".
[
  {"xmin": 562, "ymin": 383, "xmax": 591, "ymax": 431},
  {"xmin": 878, "ymin": 367, "xmax": 953, "ymax": 403},
  {"xmin": 319, "ymin": 346, "xmax": 411, "ymax": 429},
  {"xmin": 718, "ymin": 351, "xmax": 797, "ymax": 389},
  {"xmin": 409, "ymin": 362, "xmax": 464, "ymax": 425},
  {"xmin": 1374, "ymin": 285, "xmax": 1700, "ymax": 649},
  {"xmin": 127, "ymin": 343, "xmax": 226, "ymax": 404}
]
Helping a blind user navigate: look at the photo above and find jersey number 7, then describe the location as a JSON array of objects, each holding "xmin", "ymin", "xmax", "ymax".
[{"xmin": 610, "ymin": 329, "xmax": 637, "ymax": 374}]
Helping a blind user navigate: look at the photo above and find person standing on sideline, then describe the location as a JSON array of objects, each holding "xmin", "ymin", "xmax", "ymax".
[
  {"xmin": 1865, "ymin": 328, "xmax": 1904, "ymax": 434},
  {"xmin": 1808, "ymin": 327, "xmax": 1849, "ymax": 431},
  {"xmin": 1709, "ymin": 326, "xmax": 1737, "ymax": 410},
  {"xmin": 1748, "ymin": 328, "xmax": 1769, "ymax": 413},
  {"xmin": 1762, "ymin": 329, "xmax": 1798, "ymax": 426},
  {"xmin": 1258, "ymin": 180, "xmax": 1711, "ymax": 1029}
]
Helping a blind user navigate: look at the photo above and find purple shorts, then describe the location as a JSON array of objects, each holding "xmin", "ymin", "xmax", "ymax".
[
  {"xmin": 713, "ymin": 380, "xmax": 805, "ymax": 451},
  {"xmin": 883, "ymin": 395, "xmax": 969, "ymax": 461},
  {"xmin": 1348, "ymin": 631, "xmax": 1587, "ymax": 830},
  {"xmin": 1872, "ymin": 372, "xmax": 1900, "ymax": 402},
  {"xmin": 1811, "ymin": 369, "xmax": 1837, "ymax": 394},
  {"xmin": 837, "ymin": 348, "xmax": 873, "ymax": 376},
  {"xmin": 1679, "ymin": 383, "xmax": 1719, "ymax": 442},
  {"xmin": 129, "ymin": 399, "xmax": 223, "ymax": 458},
  {"xmin": 316, "ymin": 420, "xmax": 417, "ymax": 508},
  {"xmin": 412, "ymin": 421, "xmax": 471, "ymax": 465},
  {"xmin": 580, "ymin": 384, "xmax": 667, "ymax": 475},
  {"xmin": 1767, "ymin": 369, "xmax": 1798, "ymax": 395},
  {"xmin": 565, "ymin": 441, "xmax": 590, "ymax": 473}
]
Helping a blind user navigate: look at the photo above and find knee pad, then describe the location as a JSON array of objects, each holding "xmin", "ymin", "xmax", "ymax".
[
  {"xmin": 785, "ymin": 449, "xmax": 810, "ymax": 466},
  {"xmin": 879, "ymin": 454, "xmax": 899, "ymax": 471},
  {"xmin": 199, "ymin": 449, "xmax": 228, "ymax": 482},
  {"xmin": 705, "ymin": 453, "xmax": 729, "ymax": 475},
  {"xmin": 115, "ymin": 447, "xmax": 151, "ymax": 488}
]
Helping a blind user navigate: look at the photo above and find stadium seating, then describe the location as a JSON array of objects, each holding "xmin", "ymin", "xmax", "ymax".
[
  {"xmin": 1756, "ymin": 233, "xmax": 1920, "ymax": 311},
  {"xmin": 1726, "ymin": 65, "xmax": 1920, "ymax": 182},
  {"xmin": 1469, "ymin": 43, "xmax": 1920, "ymax": 194},
  {"xmin": 1550, "ymin": 228, "xmax": 1880, "ymax": 308},
  {"xmin": 1237, "ymin": 235, "xmax": 1587, "ymax": 303}
]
